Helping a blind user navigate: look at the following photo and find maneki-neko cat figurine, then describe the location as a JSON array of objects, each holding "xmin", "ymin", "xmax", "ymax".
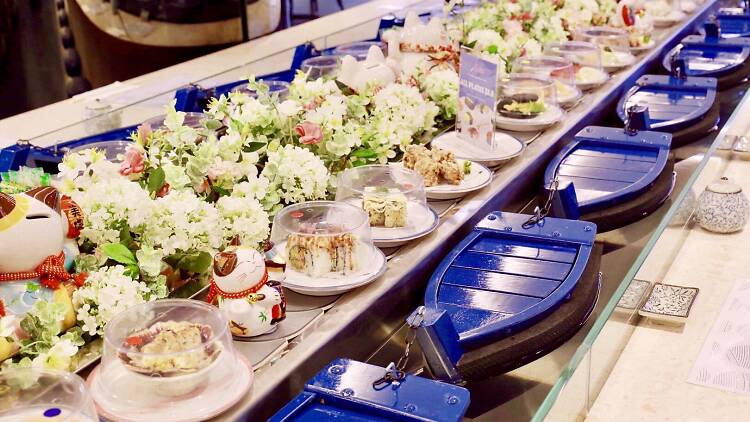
[
  {"xmin": 207, "ymin": 246, "xmax": 286, "ymax": 337},
  {"xmin": 0, "ymin": 187, "xmax": 84, "ymax": 360}
]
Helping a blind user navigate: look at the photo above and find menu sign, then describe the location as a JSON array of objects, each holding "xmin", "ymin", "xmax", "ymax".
[{"xmin": 457, "ymin": 49, "xmax": 499, "ymax": 150}]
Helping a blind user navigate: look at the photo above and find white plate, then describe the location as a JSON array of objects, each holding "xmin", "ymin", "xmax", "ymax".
[
  {"xmin": 557, "ymin": 84, "xmax": 583, "ymax": 109},
  {"xmin": 630, "ymin": 39, "xmax": 656, "ymax": 54},
  {"xmin": 281, "ymin": 242, "xmax": 387, "ymax": 296},
  {"xmin": 653, "ymin": 12, "xmax": 686, "ymax": 28},
  {"xmin": 575, "ymin": 68, "xmax": 610, "ymax": 91},
  {"xmin": 495, "ymin": 105, "xmax": 564, "ymax": 132},
  {"xmin": 394, "ymin": 160, "xmax": 492, "ymax": 200},
  {"xmin": 88, "ymin": 352, "xmax": 253, "ymax": 422},
  {"xmin": 602, "ymin": 51, "xmax": 636, "ymax": 73},
  {"xmin": 431, "ymin": 130, "xmax": 525, "ymax": 167},
  {"xmin": 369, "ymin": 201, "xmax": 439, "ymax": 247}
]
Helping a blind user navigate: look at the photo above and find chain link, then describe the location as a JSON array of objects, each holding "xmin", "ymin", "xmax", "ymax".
[
  {"xmin": 523, "ymin": 178, "xmax": 558, "ymax": 229},
  {"xmin": 372, "ymin": 307, "xmax": 425, "ymax": 389}
]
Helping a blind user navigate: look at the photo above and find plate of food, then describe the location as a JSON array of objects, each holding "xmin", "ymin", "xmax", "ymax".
[
  {"xmin": 270, "ymin": 201, "xmax": 387, "ymax": 296},
  {"xmin": 495, "ymin": 94, "xmax": 564, "ymax": 132},
  {"xmin": 336, "ymin": 166, "xmax": 440, "ymax": 248},
  {"xmin": 574, "ymin": 65, "xmax": 610, "ymax": 90},
  {"xmin": 629, "ymin": 32, "xmax": 656, "ymax": 54},
  {"xmin": 555, "ymin": 80, "xmax": 584, "ymax": 108},
  {"xmin": 400, "ymin": 145, "xmax": 492, "ymax": 200},
  {"xmin": 431, "ymin": 130, "xmax": 525, "ymax": 168},
  {"xmin": 90, "ymin": 300, "xmax": 253, "ymax": 422},
  {"xmin": 601, "ymin": 48, "xmax": 637, "ymax": 72}
]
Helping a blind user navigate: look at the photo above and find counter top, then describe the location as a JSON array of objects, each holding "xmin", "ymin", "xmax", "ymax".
[{"xmin": 584, "ymin": 97, "xmax": 750, "ymax": 421}]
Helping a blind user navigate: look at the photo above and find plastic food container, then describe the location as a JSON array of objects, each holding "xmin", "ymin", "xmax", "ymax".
[
  {"xmin": 142, "ymin": 111, "xmax": 207, "ymax": 130},
  {"xmin": 335, "ymin": 165, "xmax": 438, "ymax": 247},
  {"xmin": 575, "ymin": 26, "xmax": 631, "ymax": 52},
  {"xmin": 0, "ymin": 368, "xmax": 98, "ymax": 422},
  {"xmin": 512, "ymin": 56, "xmax": 581, "ymax": 107},
  {"xmin": 96, "ymin": 299, "xmax": 239, "ymax": 400},
  {"xmin": 498, "ymin": 73, "xmax": 558, "ymax": 117},
  {"xmin": 544, "ymin": 41, "xmax": 609, "ymax": 89},
  {"xmin": 270, "ymin": 201, "xmax": 386, "ymax": 295},
  {"xmin": 300, "ymin": 55, "xmax": 342, "ymax": 79},
  {"xmin": 231, "ymin": 80, "xmax": 291, "ymax": 100}
]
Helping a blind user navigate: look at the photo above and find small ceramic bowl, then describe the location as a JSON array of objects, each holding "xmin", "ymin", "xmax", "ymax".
[{"xmin": 696, "ymin": 177, "xmax": 749, "ymax": 233}]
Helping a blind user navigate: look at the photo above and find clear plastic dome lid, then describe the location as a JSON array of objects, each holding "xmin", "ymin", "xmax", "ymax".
[
  {"xmin": 142, "ymin": 111, "xmax": 207, "ymax": 130},
  {"xmin": 513, "ymin": 55, "xmax": 575, "ymax": 85},
  {"xmin": 270, "ymin": 201, "xmax": 374, "ymax": 278},
  {"xmin": 300, "ymin": 55, "xmax": 342, "ymax": 79},
  {"xmin": 335, "ymin": 165, "xmax": 438, "ymax": 247},
  {"xmin": 95, "ymin": 299, "xmax": 240, "ymax": 410},
  {"xmin": 0, "ymin": 368, "xmax": 98, "ymax": 422},
  {"xmin": 544, "ymin": 40, "xmax": 603, "ymax": 69},
  {"xmin": 576, "ymin": 26, "xmax": 631, "ymax": 52},
  {"xmin": 498, "ymin": 73, "xmax": 557, "ymax": 118},
  {"xmin": 333, "ymin": 41, "xmax": 387, "ymax": 61},
  {"xmin": 68, "ymin": 139, "xmax": 133, "ymax": 162},
  {"xmin": 231, "ymin": 79, "xmax": 290, "ymax": 100}
]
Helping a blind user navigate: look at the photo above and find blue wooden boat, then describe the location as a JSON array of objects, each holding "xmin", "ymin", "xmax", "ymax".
[
  {"xmin": 543, "ymin": 124, "xmax": 673, "ymax": 232},
  {"xmin": 714, "ymin": 8, "xmax": 750, "ymax": 38},
  {"xmin": 411, "ymin": 211, "xmax": 601, "ymax": 382},
  {"xmin": 270, "ymin": 358, "xmax": 470, "ymax": 422},
  {"xmin": 616, "ymin": 72, "xmax": 718, "ymax": 147},
  {"xmin": 665, "ymin": 22, "xmax": 750, "ymax": 88}
]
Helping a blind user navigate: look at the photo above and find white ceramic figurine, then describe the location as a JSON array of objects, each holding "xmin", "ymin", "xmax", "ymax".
[{"xmin": 209, "ymin": 246, "xmax": 286, "ymax": 337}]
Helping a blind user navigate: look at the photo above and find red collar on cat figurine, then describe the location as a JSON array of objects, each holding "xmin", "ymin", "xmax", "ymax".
[
  {"xmin": 0, "ymin": 252, "xmax": 86, "ymax": 290},
  {"xmin": 206, "ymin": 269, "xmax": 269, "ymax": 305}
]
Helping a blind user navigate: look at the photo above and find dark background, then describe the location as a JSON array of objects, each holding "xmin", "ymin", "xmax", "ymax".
[{"xmin": 0, "ymin": 0, "xmax": 362, "ymax": 120}]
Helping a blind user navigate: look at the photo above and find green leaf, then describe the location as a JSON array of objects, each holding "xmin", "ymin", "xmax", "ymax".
[
  {"xmin": 487, "ymin": 44, "xmax": 498, "ymax": 54},
  {"xmin": 463, "ymin": 40, "xmax": 477, "ymax": 49},
  {"xmin": 174, "ymin": 251, "xmax": 212, "ymax": 274},
  {"xmin": 124, "ymin": 264, "xmax": 140, "ymax": 279},
  {"xmin": 204, "ymin": 119, "xmax": 223, "ymax": 130},
  {"xmin": 119, "ymin": 226, "xmax": 138, "ymax": 251},
  {"xmin": 212, "ymin": 185, "xmax": 230, "ymax": 197},
  {"xmin": 243, "ymin": 142, "xmax": 267, "ymax": 153},
  {"xmin": 351, "ymin": 148, "xmax": 378, "ymax": 159},
  {"xmin": 352, "ymin": 159, "xmax": 366, "ymax": 167},
  {"xmin": 102, "ymin": 243, "xmax": 137, "ymax": 266},
  {"xmin": 146, "ymin": 167, "xmax": 166, "ymax": 194},
  {"xmin": 25, "ymin": 282, "xmax": 40, "ymax": 293}
]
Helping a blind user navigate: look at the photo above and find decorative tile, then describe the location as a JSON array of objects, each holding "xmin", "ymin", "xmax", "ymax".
[
  {"xmin": 639, "ymin": 283, "xmax": 699, "ymax": 323},
  {"xmin": 617, "ymin": 279, "xmax": 651, "ymax": 310}
]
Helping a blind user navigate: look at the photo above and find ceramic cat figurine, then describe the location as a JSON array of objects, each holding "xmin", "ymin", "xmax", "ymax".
[
  {"xmin": 0, "ymin": 187, "xmax": 82, "ymax": 361},
  {"xmin": 337, "ymin": 45, "xmax": 398, "ymax": 92},
  {"xmin": 208, "ymin": 246, "xmax": 286, "ymax": 337},
  {"xmin": 383, "ymin": 11, "xmax": 453, "ymax": 76}
]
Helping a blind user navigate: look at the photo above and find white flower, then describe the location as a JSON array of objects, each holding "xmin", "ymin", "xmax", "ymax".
[
  {"xmin": 136, "ymin": 245, "xmax": 163, "ymax": 278},
  {"xmin": 369, "ymin": 84, "xmax": 439, "ymax": 158},
  {"xmin": 217, "ymin": 193, "xmax": 270, "ymax": 249},
  {"xmin": 261, "ymin": 144, "xmax": 329, "ymax": 206},
  {"xmin": 141, "ymin": 190, "xmax": 224, "ymax": 256},
  {"xmin": 419, "ymin": 68, "xmax": 459, "ymax": 120},
  {"xmin": 31, "ymin": 339, "xmax": 79, "ymax": 371},
  {"xmin": 73, "ymin": 266, "xmax": 153, "ymax": 336},
  {"xmin": 277, "ymin": 100, "xmax": 302, "ymax": 117},
  {"xmin": 0, "ymin": 315, "xmax": 19, "ymax": 338}
]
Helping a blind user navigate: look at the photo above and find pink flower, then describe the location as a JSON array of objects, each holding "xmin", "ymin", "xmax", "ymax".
[
  {"xmin": 294, "ymin": 122, "xmax": 323, "ymax": 145},
  {"xmin": 119, "ymin": 147, "xmax": 145, "ymax": 176},
  {"xmin": 137, "ymin": 123, "xmax": 152, "ymax": 146}
]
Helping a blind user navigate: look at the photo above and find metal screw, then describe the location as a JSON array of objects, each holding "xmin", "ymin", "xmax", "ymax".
[
  {"xmin": 487, "ymin": 214, "xmax": 497, "ymax": 221},
  {"xmin": 584, "ymin": 226, "xmax": 592, "ymax": 232},
  {"xmin": 504, "ymin": 226, "xmax": 512, "ymax": 231},
  {"xmin": 341, "ymin": 388, "xmax": 354, "ymax": 397},
  {"xmin": 446, "ymin": 395, "xmax": 460, "ymax": 405},
  {"xmin": 404, "ymin": 404, "xmax": 418, "ymax": 412},
  {"xmin": 552, "ymin": 231, "xmax": 561, "ymax": 237},
  {"xmin": 329, "ymin": 365, "xmax": 345, "ymax": 375}
]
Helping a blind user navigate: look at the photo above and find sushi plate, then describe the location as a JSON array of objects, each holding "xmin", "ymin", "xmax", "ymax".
[
  {"xmin": 369, "ymin": 201, "xmax": 440, "ymax": 247},
  {"xmin": 431, "ymin": 130, "xmax": 526, "ymax": 168},
  {"xmin": 630, "ymin": 39, "xmax": 656, "ymax": 54},
  {"xmin": 575, "ymin": 66, "xmax": 610, "ymax": 91},
  {"xmin": 653, "ymin": 11, "xmax": 687, "ymax": 28},
  {"xmin": 395, "ymin": 160, "xmax": 492, "ymax": 200},
  {"xmin": 495, "ymin": 105, "xmax": 564, "ymax": 132},
  {"xmin": 602, "ymin": 51, "xmax": 637, "ymax": 73},
  {"xmin": 280, "ymin": 242, "xmax": 387, "ymax": 296}
]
